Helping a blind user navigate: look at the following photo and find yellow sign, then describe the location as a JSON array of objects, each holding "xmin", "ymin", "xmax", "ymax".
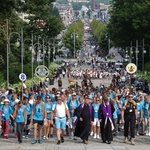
[{"xmin": 126, "ymin": 63, "xmax": 137, "ymax": 74}]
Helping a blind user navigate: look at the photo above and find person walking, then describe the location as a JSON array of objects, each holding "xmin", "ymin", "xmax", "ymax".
[
  {"xmin": 122, "ymin": 93, "xmax": 137, "ymax": 145},
  {"xmin": 92, "ymin": 97, "xmax": 100, "ymax": 139},
  {"xmin": 12, "ymin": 100, "xmax": 27, "ymax": 143},
  {"xmin": 31, "ymin": 95, "xmax": 45, "ymax": 144},
  {"xmin": 74, "ymin": 96, "xmax": 94, "ymax": 144},
  {"xmin": 0, "ymin": 99, "xmax": 13, "ymax": 138},
  {"xmin": 43, "ymin": 95, "xmax": 53, "ymax": 139},
  {"xmin": 51, "ymin": 94, "xmax": 70, "ymax": 145},
  {"xmin": 58, "ymin": 77, "xmax": 62, "ymax": 89},
  {"xmin": 98, "ymin": 96, "xmax": 115, "ymax": 144}
]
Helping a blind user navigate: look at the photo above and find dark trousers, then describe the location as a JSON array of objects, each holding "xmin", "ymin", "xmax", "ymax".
[
  {"xmin": 124, "ymin": 115, "xmax": 135, "ymax": 138},
  {"xmin": 16, "ymin": 122, "xmax": 24, "ymax": 142},
  {"xmin": 100, "ymin": 119, "xmax": 113, "ymax": 142}
]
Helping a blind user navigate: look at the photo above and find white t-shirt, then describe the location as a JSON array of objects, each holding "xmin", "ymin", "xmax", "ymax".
[{"xmin": 52, "ymin": 103, "xmax": 68, "ymax": 118}]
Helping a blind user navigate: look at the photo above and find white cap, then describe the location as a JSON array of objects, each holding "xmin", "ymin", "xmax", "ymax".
[
  {"xmin": 4, "ymin": 99, "xmax": 10, "ymax": 103},
  {"xmin": 62, "ymin": 89, "xmax": 66, "ymax": 92},
  {"xmin": 72, "ymin": 92, "xmax": 76, "ymax": 96},
  {"xmin": 15, "ymin": 99, "xmax": 20, "ymax": 103}
]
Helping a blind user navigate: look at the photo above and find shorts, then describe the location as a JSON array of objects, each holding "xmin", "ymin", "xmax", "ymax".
[
  {"xmin": 55, "ymin": 117, "xmax": 66, "ymax": 130},
  {"xmin": 93, "ymin": 118, "xmax": 100, "ymax": 127},
  {"xmin": 33, "ymin": 119, "xmax": 44, "ymax": 126}
]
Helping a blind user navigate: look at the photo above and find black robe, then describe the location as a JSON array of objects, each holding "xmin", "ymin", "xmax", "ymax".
[
  {"xmin": 74, "ymin": 104, "xmax": 94, "ymax": 141},
  {"xmin": 98, "ymin": 103, "xmax": 115, "ymax": 142}
]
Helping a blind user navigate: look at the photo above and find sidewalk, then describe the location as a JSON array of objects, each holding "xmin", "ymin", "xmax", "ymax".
[{"xmin": 0, "ymin": 134, "xmax": 150, "ymax": 150}]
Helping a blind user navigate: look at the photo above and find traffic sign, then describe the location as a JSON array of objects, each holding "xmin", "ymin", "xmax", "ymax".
[
  {"xmin": 35, "ymin": 65, "xmax": 49, "ymax": 79},
  {"xmin": 19, "ymin": 73, "xmax": 27, "ymax": 81}
]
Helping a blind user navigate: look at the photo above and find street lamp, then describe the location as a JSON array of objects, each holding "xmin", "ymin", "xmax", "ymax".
[
  {"xmin": 24, "ymin": 33, "xmax": 34, "ymax": 89},
  {"xmin": 7, "ymin": 27, "xmax": 24, "ymax": 88},
  {"xmin": 42, "ymin": 39, "xmax": 47, "ymax": 65},
  {"xmin": 71, "ymin": 30, "xmax": 78, "ymax": 58},
  {"xmin": 138, "ymin": 45, "xmax": 146, "ymax": 71}
]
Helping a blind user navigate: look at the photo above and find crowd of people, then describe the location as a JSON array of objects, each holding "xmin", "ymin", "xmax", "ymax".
[{"xmin": 0, "ymin": 66, "xmax": 150, "ymax": 146}]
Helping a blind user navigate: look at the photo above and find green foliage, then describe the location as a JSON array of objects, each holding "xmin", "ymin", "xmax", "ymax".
[
  {"xmin": 48, "ymin": 62, "xmax": 59, "ymax": 77},
  {"xmin": 145, "ymin": 62, "xmax": 150, "ymax": 72},
  {"xmin": 137, "ymin": 70, "xmax": 150, "ymax": 82},
  {"xmin": 62, "ymin": 19, "xmax": 84, "ymax": 57},
  {"xmin": 91, "ymin": 19, "xmax": 108, "ymax": 55},
  {"xmin": 0, "ymin": 0, "xmax": 64, "ymax": 85},
  {"xmin": 108, "ymin": 0, "xmax": 150, "ymax": 48}
]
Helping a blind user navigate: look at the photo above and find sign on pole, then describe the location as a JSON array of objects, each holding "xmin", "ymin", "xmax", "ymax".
[
  {"xmin": 126, "ymin": 63, "xmax": 137, "ymax": 74},
  {"xmin": 19, "ymin": 73, "xmax": 27, "ymax": 81},
  {"xmin": 35, "ymin": 65, "xmax": 49, "ymax": 82}
]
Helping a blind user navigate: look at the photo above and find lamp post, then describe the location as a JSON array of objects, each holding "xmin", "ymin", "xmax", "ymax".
[
  {"xmin": 48, "ymin": 43, "xmax": 51, "ymax": 67},
  {"xmin": 71, "ymin": 30, "xmax": 78, "ymax": 58},
  {"xmin": 138, "ymin": 42, "xmax": 146, "ymax": 72},
  {"xmin": 24, "ymin": 33, "xmax": 34, "ymax": 89},
  {"xmin": 7, "ymin": 28, "xmax": 24, "ymax": 88},
  {"xmin": 144, "ymin": 44, "xmax": 150, "ymax": 58},
  {"xmin": 42, "ymin": 39, "xmax": 47, "ymax": 65}
]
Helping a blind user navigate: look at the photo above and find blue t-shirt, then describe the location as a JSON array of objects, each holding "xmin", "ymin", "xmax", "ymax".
[
  {"xmin": 92, "ymin": 103, "xmax": 100, "ymax": 118},
  {"xmin": 16, "ymin": 106, "xmax": 26, "ymax": 123},
  {"xmin": 136, "ymin": 102, "xmax": 142, "ymax": 118},
  {"xmin": 0, "ymin": 105, "xmax": 13, "ymax": 121},
  {"xmin": 113, "ymin": 104, "xmax": 118, "ymax": 119},
  {"xmin": 25, "ymin": 103, "xmax": 33, "ymax": 116},
  {"xmin": 68, "ymin": 99, "xmax": 80, "ymax": 118},
  {"xmin": 33, "ymin": 103, "xmax": 44, "ymax": 121},
  {"xmin": 142, "ymin": 101, "xmax": 149, "ymax": 118},
  {"xmin": 44, "ymin": 102, "xmax": 53, "ymax": 120}
]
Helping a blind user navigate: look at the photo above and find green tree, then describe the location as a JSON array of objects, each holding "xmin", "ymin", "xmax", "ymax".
[
  {"xmin": 91, "ymin": 19, "xmax": 108, "ymax": 55},
  {"xmin": 0, "ymin": 0, "xmax": 64, "ymax": 86},
  {"xmin": 108, "ymin": 0, "xmax": 150, "ymax": 48},
  {"xmin": 62, "ymin": 19, "xmax": 84, "ymax": 57}
]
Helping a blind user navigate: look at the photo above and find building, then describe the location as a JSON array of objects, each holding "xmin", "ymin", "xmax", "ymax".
[
  {"xmin": 68, "ymin": 0, "xmax": 89, "ymax": 2},
  {"xmin": 53, "ymin": 3, "xmax": 74, "ymax": 27}
]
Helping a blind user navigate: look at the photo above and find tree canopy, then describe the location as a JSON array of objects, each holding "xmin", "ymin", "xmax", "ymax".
[
  {"xmin": 108, "ymin": 0, "xmax": 150, "ymax": 48},
  {"xmin": 62, "ymin": 19, "xmax": 84, "ymax": 57},
  {"xmin": 0, "ymin": 0, "xmax": 64, "ymax": 85},
  {"xmin": 91, "ymin": 19, "xmax": 108, "ymax": 55}
]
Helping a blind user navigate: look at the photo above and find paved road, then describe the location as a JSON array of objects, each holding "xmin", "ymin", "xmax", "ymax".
[
  {"xmin": 49, "ymin": 71, "xmax": 112, "ymax": 90},
  {"xmin": 0, "ymin": 131, "xmax": 150, "ymax": 150}
]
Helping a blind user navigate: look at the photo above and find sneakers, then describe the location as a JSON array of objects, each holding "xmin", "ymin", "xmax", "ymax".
[
  {"xmin": 57, "ymin": 140, "xmax": 61, "ymax": 145},
  {"xmin": 3, "ymin": 136, "xmax": 9, "ymax": 139},
  {"xmin": 131, "ymin": 138, "xmax": 135, "ymax": 145},
  {"xmin": 93, "ymin": 134, "xmax": 96, "ymax": 139},
  {"xmin": 124, "ymin": 137, "xmax": 128, "ymax": 143},
  {"xmin": 18, "ymin": 140, "xmax": 22, "ymax": 144},
  {"xmin": 83, "ymin": 140, "xmax": 88, "ymax": 144},
  {"xmin": 38, "ymin": 140, "xmax": 42, "ymax": 144},
  {"xmin": 61, "ymin": 136, "xmax": 64, "ymax": 143},
  {"xmin": 50, "ymin": 134, "xmax": 53, "ymax": 138},
  {"xmin": 25, "ymin": 135, "xmax": 29, "ymax": 139},
  {"xmin": 97, "ymin": 135, "xmax": 100, "ymax": 139},
  {"xmin": 43, "ymin": 135, "xmax": 46, "ymax": 140},
  {"xmin": 90, "ymin": 131, "xmax": 93, "ymax": 136},
  {"xmin": 31, "ymin": 140, "xmax": 37, "ymax": 144}
]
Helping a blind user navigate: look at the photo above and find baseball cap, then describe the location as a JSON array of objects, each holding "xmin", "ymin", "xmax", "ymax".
[{"xmin": 4, "ymin": 99, "xmax": 10, "ymax": 103}]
